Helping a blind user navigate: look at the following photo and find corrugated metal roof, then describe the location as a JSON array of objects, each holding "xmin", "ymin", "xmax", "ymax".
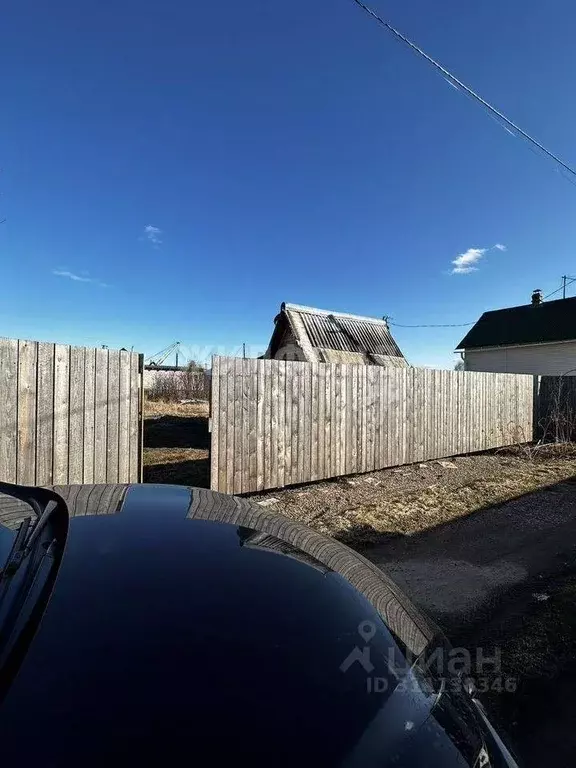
[
  {"xmin": 317, "ymin": 349, "xmax": 408, "ymax": 366},
  {"xmin": 283, "ymin": 303, "xmax": 404, "ymax": 358}
]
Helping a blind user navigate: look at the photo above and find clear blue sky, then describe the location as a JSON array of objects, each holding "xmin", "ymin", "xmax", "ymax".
[{"xmin": 2, "ymin": 0, "xmax": 576, "ymax": 368}]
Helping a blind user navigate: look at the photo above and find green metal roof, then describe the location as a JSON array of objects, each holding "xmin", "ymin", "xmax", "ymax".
[{"xmin": 456, "ymin": 296, "xmax": 576, "ymax": 350}]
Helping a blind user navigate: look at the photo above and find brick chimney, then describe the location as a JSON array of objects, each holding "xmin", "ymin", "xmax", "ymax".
[{"xmin": 531, "ymin": 289, "xmax": 542, "ymax": 306}]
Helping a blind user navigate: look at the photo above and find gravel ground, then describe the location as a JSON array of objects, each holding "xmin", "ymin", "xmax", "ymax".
[{"xmin": 252, "ymin": 450, "xmax": 576, "ymax": 548}]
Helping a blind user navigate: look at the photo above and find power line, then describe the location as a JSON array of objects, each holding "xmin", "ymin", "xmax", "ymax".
[
  {"xmin": 389, "ymin": 275, "xmax": 576, "ymax": 329},
  {"xmin": 388, "ymin": 320, "xmax": 474, "ymax": 328},
  {"xmin": 544, "ymin": 276, "xmax": 576, "ymax": 300},
  {"xmin": 350, "ymin": 0, "xmax": 576, "ymax": 181},
  {"xmin": 390, "ymin": 282, "xmax": 576, "ymax": 325}
]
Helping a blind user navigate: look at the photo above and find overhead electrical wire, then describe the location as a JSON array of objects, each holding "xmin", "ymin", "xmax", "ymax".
[
  {"xmin": 350, "ymin": 0, "xmax": 576, "ymax": 181},
  {"xmin": 390, "ymin": 280, "xmax": 575, "ymax": 328},
  {"xmin": 543, "ymin": 277, "xmax": 576, "ymax": 300},
  {"xmin": 387, "ymin": 320, "xmax": 474, "ymax": 328}
]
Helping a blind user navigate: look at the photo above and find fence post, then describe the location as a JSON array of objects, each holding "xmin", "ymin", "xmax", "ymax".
[
  {"xmin": 532, "ymin": 375, "xmax": 540, "ymax": 442},
  {"xmin": 138, "ymin": 353, "xmax": 145, "ymax": 483}
]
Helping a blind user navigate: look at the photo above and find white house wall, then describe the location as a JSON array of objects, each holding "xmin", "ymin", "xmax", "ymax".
[{"xmin": 464, "ymin": 340, "xmax": 576, "ymax": 376}]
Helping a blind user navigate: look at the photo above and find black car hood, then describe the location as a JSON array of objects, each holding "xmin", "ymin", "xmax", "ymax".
[{"xmin": 0, "ymin": 485, "xmax": 478, "ymax": 766}]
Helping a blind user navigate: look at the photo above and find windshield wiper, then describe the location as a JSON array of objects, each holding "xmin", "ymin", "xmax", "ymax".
[
  {"xmin": 0, "ymin": 483, "xmax": 69, "ymax": 700},
  {"xmin": 2, "ymin": 516, "xmax": 33, "ymax": 578},
  {"xmin": 0, "ymin": 481, "xmax": 69, "ymax": 596},
  {"xmin": 0, "ymin": 484, "xmax": 68, "ymax": 574}
]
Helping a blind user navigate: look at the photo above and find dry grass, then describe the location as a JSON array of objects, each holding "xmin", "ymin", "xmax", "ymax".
[
  {"xmin": 143, "ymin": 447, "xmax": 209, "ymax": 486},
  {"xmin": 498, "ymin": 441, "xmax": 576, "ymax": 461},
  {"xmin": 252, "ymin": 453, "xmax": 576, "ymax": 548},
  {"xmin": 144, "ymin": 399, "xmax": 209, "ymax": 418}
]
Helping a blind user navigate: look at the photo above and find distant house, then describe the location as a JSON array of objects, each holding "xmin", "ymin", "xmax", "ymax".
[
  {"xmin": 456, "ymin": 290, "xmax": 576, "ymax": 375},
  {"xmin": 264, "ymin": 302, "xmax": 408, "ymax": 367}
]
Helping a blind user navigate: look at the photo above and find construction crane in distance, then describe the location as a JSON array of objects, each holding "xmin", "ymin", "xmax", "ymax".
[{"xmin": 145, "ymin": 341, "xmax": 187, "ymax": 371}]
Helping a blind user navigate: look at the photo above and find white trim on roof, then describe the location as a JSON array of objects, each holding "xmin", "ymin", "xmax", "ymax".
[{"xmin": 283, "ymin": 303, "xmax": 388, "ymax": 326}]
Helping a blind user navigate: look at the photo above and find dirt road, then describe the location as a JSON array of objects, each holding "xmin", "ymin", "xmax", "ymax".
[
  {"xmin": 367, "ymin": 477, "xmax": 576, "ymax": 768},
  {"xmin": 366, "ymin": 475, "xmax": 576, "ymax": 628}
]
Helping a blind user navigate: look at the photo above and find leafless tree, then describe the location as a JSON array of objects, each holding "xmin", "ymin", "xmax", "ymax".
[
  {"xmin": 538, "ymin": 375, "xmax": 576, "ymax": 445},
  {"xmin": 147, "ymin": 361, "xmax": 210, "ymax": 402}
]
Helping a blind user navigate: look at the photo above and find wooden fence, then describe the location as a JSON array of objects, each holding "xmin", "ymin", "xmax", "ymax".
[
  {"xmin": 0, "ymin": 338, "xmax": 143, "ymax": 486},
  {"xmin": 210, "ymin": 356, "xmax": 534, "ymax": 494}
]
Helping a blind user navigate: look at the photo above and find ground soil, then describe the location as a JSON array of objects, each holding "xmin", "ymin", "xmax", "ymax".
[
  {"xmin": 459, "ymin": 571, "xmax": 576, "ymax": 767},
  {"xmin": 252, "ymin": 446, "xmax": 576, "ymax": 548}
]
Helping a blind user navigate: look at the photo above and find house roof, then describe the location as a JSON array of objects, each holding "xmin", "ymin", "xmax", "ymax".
[
  {"xmin": 456, "ymin": 296, "xmax": 576, "ymax": 350},
  {"xmin": 268, "ymin": 302, "xmax": 407, "ymax": 365}
]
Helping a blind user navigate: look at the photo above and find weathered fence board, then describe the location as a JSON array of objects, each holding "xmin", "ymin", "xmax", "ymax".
[
  {"xmin": 129, "ymin": 353, "xmax": 142, "ymax": 482},
  {"xmin": 69, "ymin": 346, "xmax": 85, "ymax": 484},
  {"xmin": 17, "ymin": 340, "xmax": 37, "ymax": 485},
  {"xmin": 0, "ymin": 340, "xmax": 18, "ymax": 483},
  {"xmin": 36, "ymin": 342, "xmax": 55, "ymax": 485},
  {"xmin": 53, "ymin": 344, "xmax": 70, "ymax": 485},
  {"xmin": 0, "ymin": 338, "xmax": 143, "ymax": 485},
  {"xmin": 106, "ymin": 350, "xmax": 120, "ymax": 484},
  {"xmin": 118, "ymin": 349, "xmax": 131, "ymax": 483},
  {"xmin": 94, "ymin": 347, "xmax": 109, "ymax": 484},
  {"xmin": 83, "ymin": 347, "xmax": 96, "ymax": 484},
  {"xmin": 210, "ymin": 357, "xmax": 534, "ymax": 494}
]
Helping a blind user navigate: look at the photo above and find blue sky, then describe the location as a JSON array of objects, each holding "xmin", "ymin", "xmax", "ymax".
[{"xmin": 2, "ymin": 0, "xmax": 576, "ymax": 368}]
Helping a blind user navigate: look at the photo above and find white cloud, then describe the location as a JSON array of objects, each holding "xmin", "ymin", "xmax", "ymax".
[
  {"xmin": 452, "ymin": 265, "xmax": 478, "ymax": 274},
  {"xmin": 53, "ymin": 269, "xmax": 108, "ymax": 287},
  {"xmin": 451, "ymin": 247, "xmax": 486, "ymax": 274},
  {"xmin": 144, "ymin": 225, "xmax": 162, "ymax": 246},
  {"xmin": 450, "ymin": 243, "xmax": 506, "ymax": 274}
]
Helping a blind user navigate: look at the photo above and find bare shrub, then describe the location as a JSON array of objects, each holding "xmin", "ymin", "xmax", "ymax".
[
  {"xmin": 147, "ymin": 364, "xmax": 210, "ymax": 402},
  {"xmin": 538, "ymin": 376, "xmax": 576, "ymax": 445},
  {"xmin": 500, "ymin": 377, "xmax": 576, "ymax": 461},
  {"xmin": 497, "ymin": 424, "xmax": 540, "ymax": 461}
]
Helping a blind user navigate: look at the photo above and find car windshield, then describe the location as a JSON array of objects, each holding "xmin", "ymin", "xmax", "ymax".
[
  {"xmin": 0, "ymin": 485, "xmax": 69, "ymax": 693},
  {"xmin": 0, "ymin": 524, "xmax": 14, "ymax": 568},
  {"xmin": 0, "ymin": 493, "xmax": 34, "ymax": 568}
]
